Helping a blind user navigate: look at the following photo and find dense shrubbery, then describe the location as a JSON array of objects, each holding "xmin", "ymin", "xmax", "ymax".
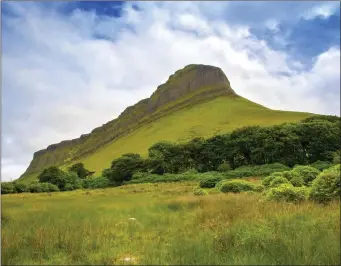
[
  {"xmin": 82, "ymin": 177, "xmax": 109, "ymax": 189},
  {"xmin": 269, "ymin": 176, "xmax": 291, "ymax": 188},
  {"xmin": 310, "ymin": 160, "xmax": 332, "ymax": 171},
  {"xmin": 309, "ymin": 164, "xmax": 340, "ymax": 204},
  {"xmin": 199, "ymin": 176, "xmax": 223, "ymax": 188},
  {"xmin": 28, "ymin": 182, "xmax": 59, "ymax": 193},
  {"xmin": 265, "ymin": 184, "xmax": 309, "ymax": 203},
  {"xmin": 1, "ymin": 182, "xmax": 15, "ymax": 194},
  {"xmin": 225, "ymin": 163, "xmax": 290, "ymax": 178},
  {"xmin": 3, "ymin": 115, "xmax": 339, "ymax": 195},
  {"xmin": 291, "ymin": 166, "xmax": 320, "ymax": 186},
  {"xmin": 219, "ymin": 180, "xmax": 256, "ymax": 193}
]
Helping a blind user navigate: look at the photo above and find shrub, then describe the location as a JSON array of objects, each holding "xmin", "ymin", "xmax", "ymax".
[
  {"xmin": 265, "ymin": 184, "xmax": 309, "ymax": 203},
  {"xmin": 47, "ymin": 183, "xmax": 59, "ymax": 192},
  {"xmin": 310, "ymin": 160, "xmax": 333, "ymax": 171},
  {"xmin": 83, "ymin": 176, "xmax": 109, "ymax": 189},
  {"xmin": 225, "ymin": 163, "xmax": 290, "ymax": 179},
  {"xmin": 193, "ymin": 188, "xmax": 208, "ymax": 196},
  {"xmin": 220, "ymin": 180, "xmax": 255, "ymax": 193},
  {"xmin": 269, "ymin": 176, "xmax": 291, "ymax": 188},
  {"xmin": 13, "ymin": 182, "xmax": 29, "ymax": 193},
  {"xmin": 253, "ymin": 184, "xmax": 265, "ymax": 192},
  {"xmin": 199, "ymin": 176, "xmax": 223, "ymax": 188},
  {"xmin": 309, "ymin": 164, "xmax": 340, "ymax": 204},
  {"xmin": 1, "ymin": 182, "xmax": 15, "ymax": 194},
  {"xmin": 262, "ymin": 172, "xmax": 283, "ymax": 187},
  {"xmin": 332, "ymin": 150, "xmax": 340, "ymax": 165},
  {"xmin": 29, "ymin": 182, "xmax": 47, "ymax": 193},
  {"xmin": 217, "ymin": 163, "xmax": 232, "ymax": 172},
  {"xmin": 291, "ymin": 166, "xmax": 320, "ymax": 186},
  {"xmin": 290, "ymin": 175, "xmax": 305, "ymax": 187}
]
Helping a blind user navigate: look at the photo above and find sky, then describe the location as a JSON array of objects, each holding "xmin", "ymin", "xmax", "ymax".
[{"xmin": 1, "ymin": 1, "xmax": 340, "ymax": 181}]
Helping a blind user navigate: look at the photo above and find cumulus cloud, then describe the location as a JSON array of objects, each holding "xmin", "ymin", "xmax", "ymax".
[{"xmin": 1, "ymin": 1, "xmax": 340, "ymax": 181}]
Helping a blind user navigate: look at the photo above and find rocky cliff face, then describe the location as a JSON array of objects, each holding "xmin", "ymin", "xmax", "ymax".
[{"xmin": 21, "ymin": 64, "xmax": 237, "ymax": 178}]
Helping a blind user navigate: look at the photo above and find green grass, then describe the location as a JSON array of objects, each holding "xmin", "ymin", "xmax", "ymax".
[
  {"xmin": 2, "ymin": 181, "xmax": 340, "ymax": 265},
  {"xmin": 20, "ymin": 95, "xmax": 312, "ymax": 183}
]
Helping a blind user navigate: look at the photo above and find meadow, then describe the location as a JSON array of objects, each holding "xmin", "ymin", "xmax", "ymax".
[{"xmin": 2, "ymin": 181, "xmax": 340, "ymax": 265}]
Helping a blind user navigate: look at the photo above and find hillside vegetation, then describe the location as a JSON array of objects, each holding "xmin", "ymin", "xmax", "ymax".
[
  {"xmin": 19, "ymin": 64, "xmax": 314, "ymax": 182},
  {"xmin": 21, "ymin": 96, "xmax": 311, "ymax": 183}
]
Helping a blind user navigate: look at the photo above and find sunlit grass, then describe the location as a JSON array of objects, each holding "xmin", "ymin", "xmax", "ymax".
[{"xmin": 2, "ymin": 181, "xmax": 339, "ymax": 265}]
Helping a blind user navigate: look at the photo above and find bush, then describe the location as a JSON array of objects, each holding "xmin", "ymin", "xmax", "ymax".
[
  {"xmin": 310, "ymin": 161, "xmax": 333, "ymax": 171},
  {"xmin": 253, "ymin": 184, "xmax": 265, "ymax": 192},
  {"xmin": 1, "ymin": 182, "xmax": 15, "ymax": 194},
  {"xmin": 309, "ymin": 164, "xmax": 340, "ymax": 204},
  {"xmin": 225, "ymin": 163, "xmax": 290, "ymax": 179},
  {"xmin": 269, "ymin": 176, "xmax": 291, "ymax": 188},
  {"xmin": 332, "ymin": 150, "xmax": 340, "ymax": 165},
  {"xmin": 217, "ymin": 163, "xmax": 232, "ymax": 172},
  {"xmin": 193, "ymin": 188, "xmax": 208, "ymax": 196},
  {"xmin": 220, "ymin": 180, "xmax": 255, "ymax": 193},
  {"xmin": 83, "ymin": 176, "xmax": 109, "ymax": 189},
  {"xmin": 199, "ymin": 176, "xmax": 223, "ymax": 188},
  {"xmin": 13, "ymin": 182, "xmax": 29, "ymax": 193},
  {"xmin": 47, "ymin": 183, "xmax": 59, "ymax": 192},
  {"xmin": 262, "ymin": 172, "xmax": 284, "ymax": 187},
  {"xmin": 291, "ymin": 166, "xmax": 320, "ymax": 186},
  {"xmin": 265, "ymin": 184, "xmax": 309, "ymax": 203},
  {"xmin": 290, "ymin": 175, "xmax": 305, "ymax": 187}
]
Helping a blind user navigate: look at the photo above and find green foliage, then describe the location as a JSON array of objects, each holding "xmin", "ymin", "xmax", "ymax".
[
  {"xmin": 38, "ymin": 166, "xmax": 69, "ymax": 189},
  {"xmin": 253, "ymin": 184, "xmax": 265, "ymax": 192},
  {"xmin": 310, "ymin": 160, "xmax": 333, "ymax": 171},
  {"xmin": 68, "ymin": 163, "xmax": 90, "ymax": 179},
  {"xmin": 262, "ymin": 172, "xmax": 284, "ymax": 187},
  {"xmin": 265, "ymin": 184, "xmax": 309, "ymax": 203},
  {"xmin": 309, "ymin": 164, "xmax": 340, "ymax": 204},
  {"xmin": 104, "ymin": 153, "xmax": 145, "ymax": 184},
  {"xmin": 332, "ymin": 150, "xmax": 340, "ymax": 165},
  {"xmin": 82, "ymin": 177, "xmax": 109, "ymax": 189},
  {"xmin": 193, "ymin": 188, "xmax": 208, "ymax": 196},
  {"xmin": 220, "ymin": 180, "xmax": 255, "ymax": 193},
  {"xmin": 269, "ymin": 176, "xmax": 291, "ymax": 188},
  {"xmin": 199, "ymin": 176, "xmax": 223, "ymax": 188},
  {"xmin": 291, "ymin": 166, "xmax": 320, "ymax": 186},
  {"xmin": 290, "ymin": 175, "xmax": 305, "ymax": 187},
  {"xmin": 217, "ymin": 162, "xmax": 232, "ymax": 172},
  {"xmin": 28, "ymin": 182, "xmax": 59, "ymax": 193},
  {"xmin": 13, "ymin": 182, "xmax": 29, "ymax": 193},
  {"xmin": 225, "ymin": 163, "xmax": 290, "ymax": 179},
  {"xmin": 1, "ymin": 182, "xmax": 15, "ymax": 194}
]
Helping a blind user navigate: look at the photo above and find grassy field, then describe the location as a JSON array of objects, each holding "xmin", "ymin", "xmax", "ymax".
[
  {"xmin": 2, "ymin": 181, "xmax": 340, "ymax": 265},
  {"xmin": 20, "ymin": 96, "xmax": 312, "ymax": 183}
]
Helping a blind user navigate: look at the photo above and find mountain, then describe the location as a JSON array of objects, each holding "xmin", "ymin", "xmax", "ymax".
[{"xmin": 19, "ymin": 64, "xmax": 313, "ymax": 182}]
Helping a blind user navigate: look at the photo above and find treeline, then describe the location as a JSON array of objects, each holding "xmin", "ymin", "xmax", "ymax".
[
  {"xmin": 1, "ymin": 115, "xmax": 340, "ymax": 194},
  {"xmin": 102, "ymin": 115, "xmax": 340, "ymax": 184}
]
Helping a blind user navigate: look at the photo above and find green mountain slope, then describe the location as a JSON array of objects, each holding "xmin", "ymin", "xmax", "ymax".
[{"xmin": 20, "ymin": 64, "xmax": 313, "ymax": 182}]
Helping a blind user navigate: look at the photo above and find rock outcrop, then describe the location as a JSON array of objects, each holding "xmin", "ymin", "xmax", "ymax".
[{"xmin": 20, "ymin": 64, "xmax": 237, "ymax": 178}]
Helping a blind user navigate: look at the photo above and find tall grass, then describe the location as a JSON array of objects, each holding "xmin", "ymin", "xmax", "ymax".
[{"xmin": 2, "ymin": 182, "xmax": 340, "ymax": 265}]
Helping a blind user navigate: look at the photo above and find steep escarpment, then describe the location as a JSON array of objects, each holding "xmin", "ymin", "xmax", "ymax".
[{"xmin": 20, "ymin": 64, "xmax": 237, "ymax": 179}]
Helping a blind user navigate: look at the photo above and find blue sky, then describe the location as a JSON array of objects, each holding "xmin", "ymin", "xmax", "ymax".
[{"xmin": 1, "ymin": 1, "xmax": 340, "ymax": 181}]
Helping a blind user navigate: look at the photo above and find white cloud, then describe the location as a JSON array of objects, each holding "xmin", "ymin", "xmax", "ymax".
[{"xmin": 1, "ymin": 2, "xmax": 340, "ymax": 181}]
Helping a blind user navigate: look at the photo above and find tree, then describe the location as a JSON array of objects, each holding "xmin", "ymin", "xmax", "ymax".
[
  {"xmin": 38, "ymin": 166, "xmax": 71, "ymax": 190},
  {"xmin": 105, "ymin": 153, "xmax": 145, "ymax": 184},
  {"xmin": 68, "ymin": 163, "xmax": 90, "ymax": 179}
]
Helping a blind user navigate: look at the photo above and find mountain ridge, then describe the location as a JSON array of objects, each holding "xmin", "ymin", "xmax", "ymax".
[{"xmin": 21, "ymin": 64, "xmax": 239, "ymax": 179}]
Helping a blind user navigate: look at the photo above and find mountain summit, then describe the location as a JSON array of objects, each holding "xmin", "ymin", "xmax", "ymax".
[{"xmin": 20, "ymin": 64, "xmax": 311, "ymax": 182}]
